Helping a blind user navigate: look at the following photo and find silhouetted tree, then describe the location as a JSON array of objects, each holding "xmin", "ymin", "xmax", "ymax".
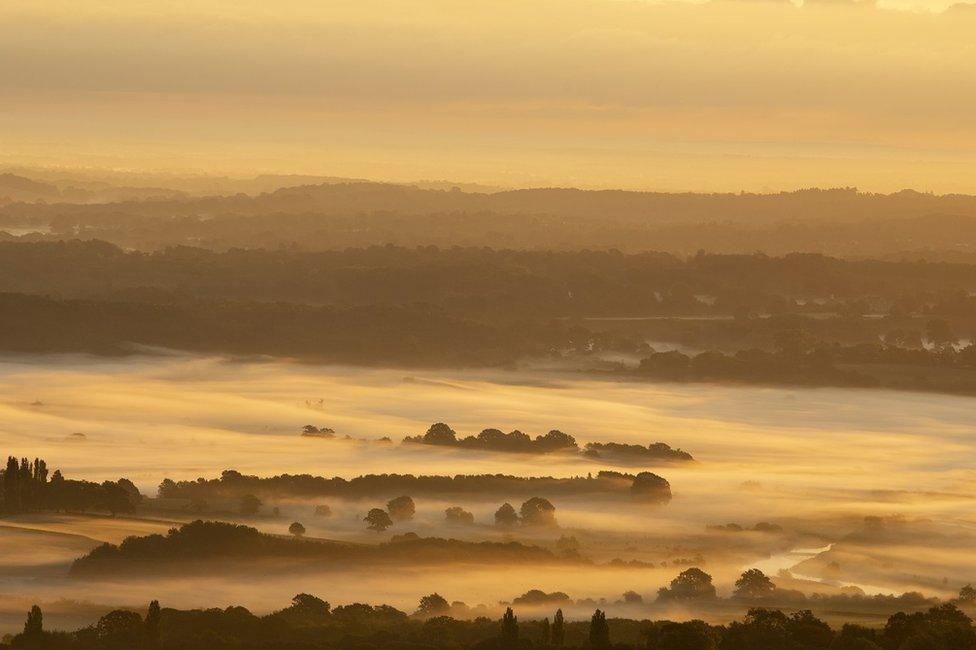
[
  {"xmin": 588, "ymin": 609, "xmax": 610, "ymax": 649},
  {"xmin": 621, "ymin": 590, "xmax": 643, "ymax": 604},
  {"xmin": 288, "ymin": 521, "xmax": 306, "ymax": 537},
  {"xmin": 789, "ymin": 609, "xmax": 834, "ymax": 648},
  {"xmin": 444, "ymin": 506, "xmax": 474, "ymax": 524},
  {"xmin": 500, "ymin": 607, "xmax": 519, "ymax": 648},
  {"xmin": 883, "ymin": 603, "xmax": 975, "ymax": 649},
  {"xmin": 23, "ymin": 606, "xmax": 42, "ymax": 636},
  {"xmin": 95, "ymin": 609, "xmax": 145, "ymax": 649},
  {"xmin": 144, "ymin": 600, "xmax": 161, "ymax": 644},
  {"xmin": 364, "ymin": 508, "xmax": 393, "ymax": 532},
  {"xmin": 630, "ymin": 472, "xmax": 672, "ymax": 502},
  {"xmin": 829, "ymin": 624, "xmax": 882, "ymax": 650},
  {"xmin": 734, "ymin": 568, "xmax": 776, "ymax": 599},
  {"xmin": 646, "ymin": 619, "xmax": 719, "ymax": 649},
  {"xmin": 520, "ymin": 497, "xmax": 557, "ymax": 527},
  {"xmin": 495, "ymin": 502, "xmax": 519, "ymax": 527},
  {"xmin": 239, "ymin": 493, "xmax": 261, "ymax": 515},
  {"xmin": 657, "ymin": 568, "xmax": 717, "ymax": 602},
  {"xmin": 722, "ymin": 608, "xmax": 791, "ymax": 649},
  {"xmin": 274, "ymin": 593, "xmax": 331, "ymax": 625},
  {"xmin": 422, "ymin": 422, "xmax": 458, "ymax": 445},
  {"xmin": 959, "ymin": 584, "xmax": 976, "ymax": 603},
  {"xmin": 540, "ymin": 616, "xmax": 551, "ymax": 647},
  {"xmin": 416, "ymin": 593, "xmax": 450, "ymax": 618},
  {"xmin": 552, "ymin": 608, "xmax": 565, "ymax": 647},
  {"xmin": 387, "ymin": 495, "xmax": 416, "ymax": 521}
]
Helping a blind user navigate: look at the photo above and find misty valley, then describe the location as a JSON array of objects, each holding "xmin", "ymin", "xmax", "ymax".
[
  {"xmin": 4, "ymin": 7, "xmax": 976, "ymax": 640},
  {"xmin": 1, "ymin": 351, "xmax": 975, "ymax": 648}
]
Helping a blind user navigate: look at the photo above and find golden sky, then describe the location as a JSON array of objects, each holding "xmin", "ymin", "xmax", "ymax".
[{"xmin": 1, "ymin": 0, "xmax": 975, "ymax": 191}]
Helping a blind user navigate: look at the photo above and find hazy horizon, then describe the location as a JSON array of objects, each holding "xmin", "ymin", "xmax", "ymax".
[{"xmin": 3, "ymin": 0, "xmax": 976, "ymax": 193}]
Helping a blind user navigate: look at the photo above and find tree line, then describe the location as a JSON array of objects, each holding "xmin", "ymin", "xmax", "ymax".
[
  {"xmin": 402, "ymin": 423, "xmax": 693, "ymax": 462},
  {"xmin": 6, "ymin": 589, "xmax": 976, "ymax": 649},
  {"xmin": 3, "ymin": 241, "xmax": 976, "ymax": 320},
  {"xmin": 157, "ymin": 468, "xmax": 673, "ymax": 505},
  {"xmin": 0, "ymin": 456, "xmax": 140, "ymax": 516},
  {"xmin": 634, "ymin": 341, "xmax": 976, "ymax": 394}
]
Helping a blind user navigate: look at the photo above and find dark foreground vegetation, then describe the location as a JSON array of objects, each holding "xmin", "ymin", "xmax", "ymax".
[{"xmin": 6, "ymin": 593, "xmax": 976, "ymax": 649}]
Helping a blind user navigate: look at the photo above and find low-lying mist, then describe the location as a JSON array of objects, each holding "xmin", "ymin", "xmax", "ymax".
[{"xmin": 0, "ymin": 352, "xmax": 974, "ymax": 632}]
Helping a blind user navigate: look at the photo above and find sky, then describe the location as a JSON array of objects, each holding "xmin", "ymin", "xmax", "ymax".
[{"xmin": 1, "ymin": 0, "xmax": 975, "ymax": 191}]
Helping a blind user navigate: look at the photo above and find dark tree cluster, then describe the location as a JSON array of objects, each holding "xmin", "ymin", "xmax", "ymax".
[
  {"xmin": 0, "ymin": 292, "xmax": 601, "ymax": 368},
  {"xmin": 445, "ymin": 506, "xmax": 475, "ymax": 525},
  {"xmin": 300, "ymin": 425, "xmax": 336, "ymax": 439},
  {"xmin": 491, "ymin": 498, "xmax": 560, "ymax": 529},
  {"xmin": 405, "ymin": 423, "xmax": 694, "ymax": 465},
  {"xmin": 1, "ymin": 456, "xmax": 140, "ymax": 516},
  {"xmin": 7, "ymin": 594, "xmax": 976, "ymax": 649},
  {"xmin": 635, "ymin": 341, "xmax": 976, "ymax": 394},
  {"xmin": 583, "ymin": 442, "xmax": 693, "ymax": 463},
  {"xmin": 69, "ymin": 520, "xmax": 566, "ymax": 576},
  {"xmin": 157, "ymin": 468, "xmax": 672, "ymax": 505},
  {"xmin": 404, "ymin": 423, "xmax": 579, "ymax": 455}
]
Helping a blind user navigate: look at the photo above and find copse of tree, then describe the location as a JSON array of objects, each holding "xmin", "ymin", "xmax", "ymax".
[
  {"xmin": 95, "ymin": 609, "xmax": 146, "ymax": 648},
  {"xmin": 444, "ymin": 506, "xmax": 475, "ymax": 525},
  {"xmin": 288, "ymin": 522, "xmax": 306, "ymax": 538},
  {"xmin": 583, "ymin": 441, "xmax": 692, "ymax": 463},
  {"xmin": 268, "ymin": 594, "xmax": 332, "ymax": 627},
  {"xmin": 405, "ymin": 424, "xmax": 695, "ymax": 467},
  {"xmin": 620, "ymin": 591, "xmax": 643, "ymax": 604},
  {"xmin": 629, "ymin": 472, "xmax": 672, "ymax": 503},
  {"xmin": 657, "ymin": 568, "xmax": 718, "ymax": 602},
  {"xmin": 415, "ymin": 593, "xmax": 450, "ymax": 619},
  {"xmin": 519, "ymin": 497, "xmax": 557, "ymax": 527},
  {"xmin": 387, "ymin": 495, "xmax": 416, "ymax": 521},
  {"xmin": 733, "ymin": 568, "xmax": 777, "ymax": 599},
  {"xmin": 495, "ymin": 503, "xmax": 519, "ymax": 528},
  {"xmin": 300, "ymin": 425, "xmax": 335, "ymax": 439},
  {"xmin": 645, "ymin": 619, "xmax": 720, "ymax": 650},
  {"xmin": 0, "ymin": 456, "xmax": 140, "ymax": 516},
  {"xmin": 70, "ymin": 520, "xmax": 565, "ymax": 576},
  {"xmin": 404, "ymin": 423, "xmax": 579, "ymax": 455},
  {"xmin": 512, "ymin": 590, "xmax": 571, "ymax": 606},
  {"xmin": 364, "ymin": 508, "xmax": 393, "ymax": 532},
  {"xmin": 157, "ymin": 468, "xmax": 672, "ymax": 505},
  {"xmin": 959, "ymin": 584, "xmax": 976, "ymax": 603},
  {"xmin": 239, "ymin": 494, "xmax": 262, "ymax": 516}
]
